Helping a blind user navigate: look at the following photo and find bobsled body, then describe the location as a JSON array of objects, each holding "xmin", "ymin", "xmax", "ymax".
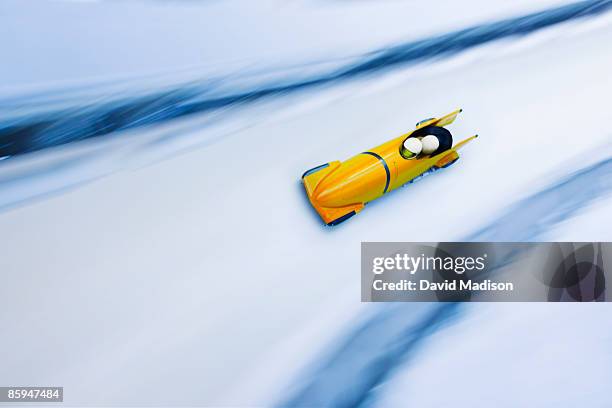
[{"xmin": 302, "ymin": 109, "xmax": 477, "ymax": 225}]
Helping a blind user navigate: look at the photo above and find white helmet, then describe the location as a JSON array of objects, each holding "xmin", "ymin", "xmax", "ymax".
[
  {"xmin": 402, "ymin": 138, "xmax": 422, "ymax": 158},
  {"xmin": 421, "ymin": 135, "xmax": 440, "ymax": 155}
]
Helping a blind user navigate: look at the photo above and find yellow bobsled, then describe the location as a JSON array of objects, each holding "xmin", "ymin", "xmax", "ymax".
[{"xmin": 301, "ymin": 109, "xmax": 477, "ymax": 225}]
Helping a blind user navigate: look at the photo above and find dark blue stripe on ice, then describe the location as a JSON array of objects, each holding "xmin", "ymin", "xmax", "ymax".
[
  {"xmin": 361, "ymin": 151, "xmax": 391, "ymax": 194},
  {"xmin": 1, "ymin": 0, "xmax": 612, "ymax": 158}
]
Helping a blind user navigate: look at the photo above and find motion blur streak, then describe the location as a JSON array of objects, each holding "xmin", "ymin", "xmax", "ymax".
[
  {"xmin": 1, "ymin": 0, "xmax": 611, "ymax": 158},
  {"xmin": 279, "ymin": 153, "xmax": 612, "ymax": 407},
  {"xmin": 468, "ymin": 155, "xmax": 612, "ymax": 241},
  {"xmin": 278, "ymin": 303, "xmax": 462, "ymax": 408}
]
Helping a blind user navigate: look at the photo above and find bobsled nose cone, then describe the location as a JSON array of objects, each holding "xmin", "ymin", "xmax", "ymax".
[
  {"xmin": 312, "ymin": 185, "xmax": 336, "ymax": 207},
  {"xmin": 313, "ymin": 177, "xmax": 348, "ymax": 207}
]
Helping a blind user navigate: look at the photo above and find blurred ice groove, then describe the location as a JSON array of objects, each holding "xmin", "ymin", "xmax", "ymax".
[
  {"xmin": 280, "ymin": 153, "xmax": 612, "ymax": 407},
  {"xmin": 278, "ymin": 302, "xmax": 462, "ymax": 408},
  {"xmin": 1, "ymin": 0, "xmax": 611, "ymax": 159},
  {"xmin": 468, "ymin": 155, "xmax": 612, "ymax": 241}
]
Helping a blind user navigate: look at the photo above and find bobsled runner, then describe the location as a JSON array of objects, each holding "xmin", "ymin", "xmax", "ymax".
[{"xmin": 301, "ymin": 109, "xmax": 477, "ymax": 226}]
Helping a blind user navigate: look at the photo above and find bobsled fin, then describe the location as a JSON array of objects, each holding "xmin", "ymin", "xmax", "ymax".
[
  {"xmin": 432, "ymin": 134, "xmax": 476, "ymax": 168},
  {"xmin": 453, "ymin": 134, "xmax": 478, "ymax": 150},
  {"xmin": 434, "ymin": 108, "xmax": 462, "ymax": 127},
  {"xmin": 415, "ymin": 109, "xmax": 462, "ymax": 130}
]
